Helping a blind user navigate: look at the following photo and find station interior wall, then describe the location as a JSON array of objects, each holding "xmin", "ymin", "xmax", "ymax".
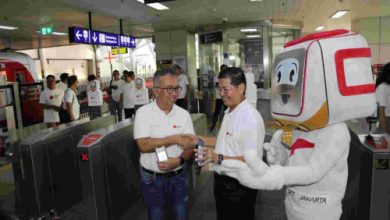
[{"xmin": 155, "ymin": 29, "xmax": 198, "ymax": 89}]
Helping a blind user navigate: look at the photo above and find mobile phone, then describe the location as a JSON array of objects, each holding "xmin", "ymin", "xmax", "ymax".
[
  {"xmin": 197, "ymin": 139, "xmax": 205, "ymax": 166},
  {"xmin": 156, "ymin": 146, "xmax": 168, "ymax": 162}
]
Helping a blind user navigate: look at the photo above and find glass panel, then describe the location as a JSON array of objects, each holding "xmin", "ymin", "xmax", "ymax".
[
  {"xmin": 227, "ymin": 28, "xmax": 264, "ymax": 88},
  {"xmin": 199, "ymin": 42, "xmax": 222, "ymax": 88}
]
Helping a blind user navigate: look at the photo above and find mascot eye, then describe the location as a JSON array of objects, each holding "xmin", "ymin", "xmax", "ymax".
[
  {"xmin": 277, "ymin": 71, "xmax": 281, "ymax": 83},
  {"xmin": 289, "ymin": 70, "xmax": 295, "ymax": 82}
]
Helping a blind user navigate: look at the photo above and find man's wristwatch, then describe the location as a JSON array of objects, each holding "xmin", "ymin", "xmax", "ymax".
[
  {"xmin": 216, "ymin": 154, "xmax": 224, "ymax": 165},
  {"xmin": 179, "ymin": 156, "xmax": 185, "ymax": 166}
]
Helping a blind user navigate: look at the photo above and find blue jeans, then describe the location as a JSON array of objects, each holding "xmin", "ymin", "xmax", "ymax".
[
  {"xmin": 141, "ymin": 168, "xmax": 189, "ymax": 220},
  {"xmin": 109, "ymin": 98, "xmax": 122, "ymax": 121}
]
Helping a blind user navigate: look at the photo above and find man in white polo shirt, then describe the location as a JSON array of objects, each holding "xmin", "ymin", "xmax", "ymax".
[
  {"xmin": 39, "ymin": 75, "xmax": 64, "ymax": 127},
  {"xmin": 196, "ymin": 67, "xmax": 265, "ymax": 220},
  {"xmin": 134, "ymin": 68, "xmax": 197, "ymax": 220}
]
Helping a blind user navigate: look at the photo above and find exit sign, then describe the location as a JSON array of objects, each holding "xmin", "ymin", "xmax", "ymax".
[{"xmin": 41, "ymin": 26, "xmax": 53, "ymax": 35}]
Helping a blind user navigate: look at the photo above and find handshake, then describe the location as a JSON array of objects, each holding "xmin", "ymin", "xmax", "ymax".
[{"xmin": 221, "ymin": 130, "xmax": 289, "ymax": 190}]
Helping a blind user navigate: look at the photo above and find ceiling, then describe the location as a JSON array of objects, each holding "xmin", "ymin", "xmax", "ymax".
[{"xmin": 0, "ymin": 0, "xmax": 389, "ymax": 50}]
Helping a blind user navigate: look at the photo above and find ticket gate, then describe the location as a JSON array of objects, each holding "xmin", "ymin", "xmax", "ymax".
[
  {"xmin": 71, "ymin": 119, "xmax": 140, "ymax": 220},
  {"xmin": 12, "ymin": 115, "xmax": 116, "ymax": 219},
  {"xmin": 355, "ymin": 134, "xmax": 390, "ymax": 220},
  {"xmin": 66, "ymin": 113, "xmax": 207, "ymax": 220}
]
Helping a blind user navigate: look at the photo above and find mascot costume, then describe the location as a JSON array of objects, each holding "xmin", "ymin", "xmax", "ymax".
[{"xmin": 221, "ymin": 29, "xmax": 376, "ymax": 220}]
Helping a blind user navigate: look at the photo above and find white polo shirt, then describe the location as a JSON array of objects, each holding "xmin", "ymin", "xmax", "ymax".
[
  {"xmin": 57, "ymin": 81, "xmax": 68, "ymax": 92},
  {"xmin": 134, "ymin": 101, "xmax": 195, "ymax": 172},
  {"xmin": 376, "ymin": 83, "xmax": 390, "ymax": 116},
  {"xmin": 63, "ymin": 88, "xmax": 80, "ymax": 120},
  {"xmin": 39, "ymin": 88, "xmax": 64, "ymax": 123},
  {"xmin": 111, "ymin": 79, "xmax": 124, "ymax": 102},
  {"xmin": 121, "ymin": 81, "xmax": 135, "ymax": 109},
  {"xmin": 177, "ymin": 74, "xmax": 189, "ymax": 99},
  {"xmin": 214, "ymin": 99, "xmax": 265, "ymax": 171}
]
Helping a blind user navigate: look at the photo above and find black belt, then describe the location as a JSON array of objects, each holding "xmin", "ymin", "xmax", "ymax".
[{"xmin": 142, "ymin": 167, "xmax": 184, "ymax": 177}]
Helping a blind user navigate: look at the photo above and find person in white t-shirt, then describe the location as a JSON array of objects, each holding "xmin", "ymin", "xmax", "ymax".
[
  {"xmin": 133, "ymin": 77, "xmax": 149, "ymax": 112},
  {"xmin": 109, "ymin": 70, "xmax": 124, "ymax": 121},
  {"xmin": 63, "ymin": 75, "xmax": 80, "ymax": 122},
  {"xmin": 172, "ymin": 65, "xmax": 189, "ymax": 110},
  {"xmin": 39, "ymin": 75, "xmax": 64, "ymax": 127},
  {"xmin": 57, "ymin": 73, "xmax": 69, "ymax": 92},
  {"xmin": 375, "ymin": 62, "xmax": 390, "ymax": 134},
  {"xmin": 87, "ymin": 74, "xmax": 103, "ymax": 120},
  {"xmin": 120, "ymin": 71, "xmax": 136, "ymax": 119},
  {"xmin": 195, "ymin": 67, "xmax": 265, "ymax": 220},
  {"xmin": 58, "ymin": 72, "xmax": 69, "ymax": 123}
]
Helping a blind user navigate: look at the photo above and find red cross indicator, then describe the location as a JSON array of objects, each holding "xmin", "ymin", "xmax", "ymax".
[{"xmin": 81, "ymin": 152, "xmax": 89, "ymax": 161}]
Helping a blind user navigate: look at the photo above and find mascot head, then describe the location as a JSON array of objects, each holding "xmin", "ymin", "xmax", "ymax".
[
  {"xmin": 271, "ymin": 29, "xmax": 376, "ymax": 131},
  {"xmin": 135, "ymin": 77, "xmax": 144, "ymax": 89}
]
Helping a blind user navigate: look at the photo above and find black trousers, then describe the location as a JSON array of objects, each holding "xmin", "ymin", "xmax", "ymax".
[
  {"xmin": 124, "ymin": 108, "xmax": 135, "ymax": 119},
  {"xmin": 176, "ymin": 98, "xmax": 187, "ymax": 110},
  {"xmin": 210, "ymin": 99, "xmax": 226, "ymax": 130},
  {"xmin": 214, "ymin": 173, "xmax": 258, "ymax": 220},
  {"xmin": 59, "ymin": 109, "xmax": 70, "ymax": 124}
]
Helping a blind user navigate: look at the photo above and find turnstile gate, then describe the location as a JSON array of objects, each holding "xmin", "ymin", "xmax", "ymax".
[{"xmin": 12, "ymin": 115, "xmax": 116, "ymax": 219}]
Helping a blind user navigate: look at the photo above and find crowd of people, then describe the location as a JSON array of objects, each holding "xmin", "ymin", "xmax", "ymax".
[{"xmin": 39, "ymin": 68, "xmax": 152, "ymax": 127}]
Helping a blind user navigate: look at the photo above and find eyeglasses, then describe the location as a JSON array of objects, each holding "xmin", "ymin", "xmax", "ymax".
[{"xmin": 155, "ymin": 86, "xmax": 182, "ymax": 94}]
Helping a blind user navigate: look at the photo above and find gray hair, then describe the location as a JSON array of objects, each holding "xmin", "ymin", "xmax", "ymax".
[{"xmin": 153, "ymin": 68, "xmax": 176, "ymax": 87}]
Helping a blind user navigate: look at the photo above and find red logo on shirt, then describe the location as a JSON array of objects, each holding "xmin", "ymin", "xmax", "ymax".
[
  {"xmin": 290, "ymin": 138, "xmax": 315, "ymax": 156},
  {"xmin": 173, "ymin": 125, "xmax": 176, "ymax": 128},
  {"xmin": 49, "ymin": 96, "xmax": 53, "ymax": 100}
]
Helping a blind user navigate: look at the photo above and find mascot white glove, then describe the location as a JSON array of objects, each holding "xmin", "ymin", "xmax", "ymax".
[
  {"xmin": 264, "ymin": 129, "xmax": 289, "ymax": 166},
  {"xmin": 220, "ymin": 152, "xmax": 284, "ymax": 190}
]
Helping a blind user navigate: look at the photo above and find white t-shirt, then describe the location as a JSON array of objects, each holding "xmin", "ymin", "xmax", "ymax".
[
  {"xmin": 111, "ymin": 79, "xmax": 124, "ymax": 102},
  {"xmin": 177, "ymin": 74, "xmax": 189, "ymax": 99},
  {"xmin": 63, "ymin": 88, "xmax": 80, "ymax": 120},
  {"xmin": 39, "ymin": 88, "xmax": 64, "ymax": 123},
  {"xmin": 133, "ymin": 87, "xmax": 149, "ymax": 105},
  {"xmin": 121, "ymin": 81, "xmax": 136, "ymax": 109},
  {"xmin": 57, "ymin": 81, "xmax": 68, "ymax": 92},
  {"xmin": 214, "ymin": 99, "xmax": 265, "ymax": 171},
  {"xmin": 376, "ymin": 83, "xmax": 390, "ymax": 116},
  {"xmin": 134, "ymin": 101, "xmax": 195, "ymax": 172}
]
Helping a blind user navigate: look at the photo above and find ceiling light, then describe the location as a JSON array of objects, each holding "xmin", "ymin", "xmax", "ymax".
[
  {"xmin": 147, "ymin": 3, "xmax": 169, "ymax": 10},
  {"xmin": 0, "ymin": 25, "xmax": 18, "ymax": 30},
  {"xmin": 240, "ymin": 28, "xmax": 257, "ymax": 33},
  {"xmin": 36, "ymin": 31, "xmax": 68, "ymax": 36},
  {"xmin": 137, "ymin": 0, "xmax": 169, "ymax": 10},
  {"xmin": 315, "ymin": 26, "xmax": 325, "ymax": 31},
  {"xmin": 53, "ymin": 32, "xmax": 68, "ymax": 36},
  {"xmin": 330, "ymin": 10, "xmax": 349, "ymax": 19},
  {"xmin": 247, "ymin": 35, "xmax": 261, "ymax": 38}
]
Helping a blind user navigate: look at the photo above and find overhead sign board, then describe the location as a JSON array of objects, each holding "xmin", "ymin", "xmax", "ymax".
[
  {"xmin": 111, "ymin": 47, "xmax": 128, "ymax": 55},
  {"xmin": 68, "ymin": 27, "xmax": 136, "ymax": 48},
  {"xmin": 200, "ymin": 31, "xmax": 223, "ymax": 44}
]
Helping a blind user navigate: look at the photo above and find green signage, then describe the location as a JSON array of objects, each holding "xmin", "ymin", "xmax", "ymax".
[{"xmin": 40, "ymin": 26, "xmax": 53, "ymax": 35}]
